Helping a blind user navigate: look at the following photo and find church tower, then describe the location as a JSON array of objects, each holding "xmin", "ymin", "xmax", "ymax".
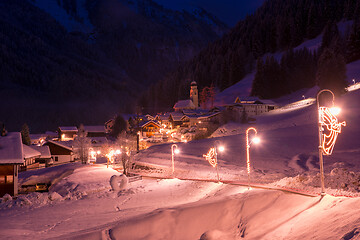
[{"xmin": 190, "ymin": 81, "xmax": 198, "ymax": 108}]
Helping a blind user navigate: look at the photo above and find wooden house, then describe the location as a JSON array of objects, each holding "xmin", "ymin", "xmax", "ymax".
[
  {"xmin": 140, "ymin": 120, "xmax": 161, "ymax": 137},
  {"xmin": 21, "ymin": 144, "xmax": 41, "ymax": 171},
  {"xmin": 234, "ymin": 97, "xmax": 277, "ymax": 116},
  {"xmin": 83, "ymin": 126, "xmax": 106, "ymax": 138},
  {"xmin": 44, "ymin": 140, "xmax": 74, "ymax": 164},
  {"xmin": 0, "ymin": 132, "xmax": 23, "ymax": 196},
  {"xmin": 30, "ymin": 145, "xmax": 53, "ymax": 167},
  {"xmin": 58, "ymin": 126, "xmax": 78, "ymax": 141},
  {"xmin": 169, "ymin": 112, "xmax": 184, "ymax": 127}
]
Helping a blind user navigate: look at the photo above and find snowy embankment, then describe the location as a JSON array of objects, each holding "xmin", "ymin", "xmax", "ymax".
[{"xmin": 2, "ymin": 162, "xmax": 360, "ymax": 239}]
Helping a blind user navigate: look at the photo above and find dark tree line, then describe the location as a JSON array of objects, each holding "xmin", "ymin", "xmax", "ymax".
[{"xmin": 140, "ymin": 0, "xmax": 360, "ymax": 113}]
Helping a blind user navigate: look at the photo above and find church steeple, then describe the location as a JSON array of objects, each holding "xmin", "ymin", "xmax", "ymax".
[{"xmin": 190, "ymin": 81, "xmax": 198, "ymax": 108}]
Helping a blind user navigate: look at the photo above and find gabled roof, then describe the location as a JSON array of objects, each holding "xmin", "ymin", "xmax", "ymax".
[
  {"xmin": 0, "ymin": 132, "xmax": 24, "ymax": 164},
  {"xmin": 197, "ymin": 112, "xmax": 221, "ymax": 120},
  {"xmin": 58, "ymin": 126, "xmax": 78, "ymax": 132},
  {"xmin": 170, "ymin": 112, "xmax": 184, "ymax": 121},
  {"xmin": 173, "ymin": 99, "xmax": 195, "ymax": 109},
  {"xmin": 30, "ymin": 145, "xmax": 51, "ymax": 159},
  {"xmin": 45, "ymin": 140, "xmax": 73, "ymax": 151},
  {"xmin": 140, "ymin": 120, "xmax": 161, "ymax": 128},
  {"xmin": 83, "ymin": 125, "xmax": 106, "ymax": 133},
  {"xmin": 23, "ymin": 144, "xmax": 41, "ymax": 159},
  {"xmin": 157, "ymin": 113, "xmax": 171, "ymax": 121}
]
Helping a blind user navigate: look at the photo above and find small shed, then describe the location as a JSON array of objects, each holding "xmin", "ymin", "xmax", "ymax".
[{"xmin": 0, "ymin": 132, "xmax": 24, "ymax": 196}]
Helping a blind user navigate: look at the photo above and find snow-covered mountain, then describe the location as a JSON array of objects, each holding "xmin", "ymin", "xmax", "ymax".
[
  {"xmin": 2, "ymin": 0, "xmax": 228, "ymax": 132},
  {"xmin": 152, "ymin": 0, "xmax": 265, "ymax": 26}
]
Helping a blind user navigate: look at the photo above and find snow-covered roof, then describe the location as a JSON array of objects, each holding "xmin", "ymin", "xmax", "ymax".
[
  {"xmin": 140, "ymin": 120, "xmax": 161, "ymax": 128},
  {"xmin": 23, "ymin": 144, "xmax": 41, "ymax": 159},
  {"xmin": 30, "ymin": 134, "xmax": 46, "ymax": 140},
  {"xmin": 83, "ymin": 126, "xmax": 106, "ymax": 133},
  {"xmin": 170, "ymin": 112, "xmax": 184, "ymax": 121},
  {"xmin": 58, "ymin": 126, "xmax": 78, "ymax": 132},
  {"xmin": 45, "ymin": 140, "xmax": 73, "ymax": 151},
  {"xmin": 30, "ymin": 145, "xmax": 51, "ymax": 159},
  {"xmin": 173, "ymin": 100, "xmax": 195, "ymax": 109},
  {"xmin": 182, "ymin": 109, "xmax": 209, "ymax": 116},
  {"xmin": 157, "ymin": 113, "xmax": 171, "ymax": 121},
  {"xmin": 197, "ymin": 112, "xmax": 221, "ymax": 120},
  {"xmin": 0, "ymin": 132, "xmax": 24, "ymax": 164}
]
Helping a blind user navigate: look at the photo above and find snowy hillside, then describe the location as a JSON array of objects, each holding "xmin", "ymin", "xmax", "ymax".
[
  {"xmin": 30, "ymin": 0, "xmax": 93, "ymax": 32},
  {"xmin": 214, "ymin": 21, "xmax": 360, "ymax": 107}
]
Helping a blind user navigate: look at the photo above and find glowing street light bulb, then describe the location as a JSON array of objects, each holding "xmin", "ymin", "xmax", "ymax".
[
  {"xmin": 116, "ymin": 149, "xmax": 121, "ymax": 154},
  {"xmin": 218, "ymin": 146, "xmax": 225, "ymax": 152},
  {"xmin": 329, "ymin": 107, "xmax": 341, "ymax": 116},
  {"xmin": 174, "ymin": 148, "xmax": 180, "ymax": 154},
  {"xmin": 97, "ymin": 150, "xmax": 101, "ymax": 154},
  {"xmin": 252, "ymin": 137, "xmax": 260, "ymax": 144}
]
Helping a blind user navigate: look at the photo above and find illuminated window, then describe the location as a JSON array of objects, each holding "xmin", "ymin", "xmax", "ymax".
[
  {"xmin": 0, "ymin": 176, "xmax": 5, "ymax": 184},
  {"xmin": 6, "ymin": 175, "xmax": 13, "ymax": 183}
]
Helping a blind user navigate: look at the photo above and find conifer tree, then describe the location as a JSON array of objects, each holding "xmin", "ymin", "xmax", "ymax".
[
  {"xmin": 21, "ymin": 123, "xmax": 31, "ymax": 146},
  {"xmin": 316, "ymin": 48, "xmax": 348, "ymax": 95}
]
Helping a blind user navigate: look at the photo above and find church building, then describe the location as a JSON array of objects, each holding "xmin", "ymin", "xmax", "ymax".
[{"xmin": 173, "ymin": 81, "xmax": 199, "ymax": 112}]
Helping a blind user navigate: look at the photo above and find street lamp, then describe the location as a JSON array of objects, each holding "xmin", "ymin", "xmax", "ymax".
[
  {"xmin": 246, "ymin": 127, "xmax": 260, "ymax": 189},
  {"xmin": 317, "ymin": 89, "xmax": 346, "ymax": 195},
  {"xmin": 214, "ymin": 140, "xmax": 224, "ymax": 182},
  {"xmin": 171, "ymin": 144, "xmax": 179, "ymax": 175},
  {"xmin": 353, "ymin": 79, "xmax": 356, "ymax": 84}
]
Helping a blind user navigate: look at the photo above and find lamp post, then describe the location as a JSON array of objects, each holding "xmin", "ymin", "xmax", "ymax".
[
  {"xmin": 316, "ymin": 89, "xmax": 346, "ymax": 195},
  {"xmin": 171, "ymin": 144, "xmax": 179, "ymax": 175},
  {"xmin": 246, "ymin": 127, "xmax": 260, "ymax": 189},
  {"xmin": 353, "ymin": 79, "xmax": 356, "ymax": 85}
]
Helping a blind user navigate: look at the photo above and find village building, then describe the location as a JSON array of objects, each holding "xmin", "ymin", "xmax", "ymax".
[
  {"xmin": 44, "ymin": 140, "xmax": 74, "ymax": 164},
  {"xmin": 173, "ymin": 100, "xmax": 196, "ymax": 112},
  {"xmin": 30, "ymin": 145, "xmax": 53, "ymax": 167},
  {"xmin": 58, "ymin": 126, "xmax": 78, "ymax": 141},
  {"xmin": 22, "ymin": 144, "xmax": 41, "ymax": 171},
  {"xmin": 0, "ymin": 132, "xmax": 23, "ymax": 196},
  {"xmin": 83, "ymin": 125, "xmax": 106, "ymax": 138},
  {"xmin": 173, "ymin": 81, "xmax": 199, "ymax": 112},
  {"xmin": 140, "ymin": 120, "xmax": 161, "ymax": 137},
  {"xmin": 169, "ymin": 112, "xmax": 185, "ymax": 127},
  {"xmin": 233, "ymin": 97, "xmax": 277, "ymax": 116}
]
